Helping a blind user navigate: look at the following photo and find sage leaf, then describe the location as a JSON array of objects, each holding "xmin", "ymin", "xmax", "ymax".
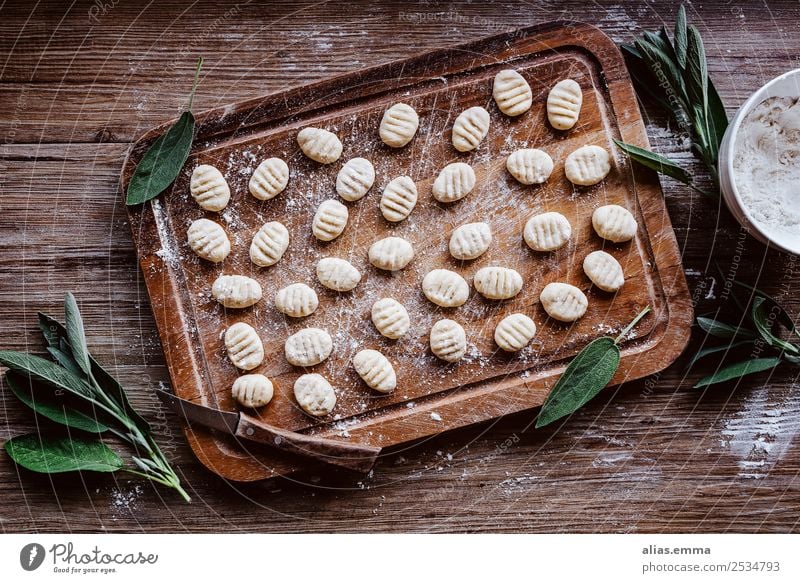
[
  {"xmin": 6, "ymin": 372, "xmax": 108, "ymax": 433},
  {"xmin": 536, "ymin": 338, "xmax": 620, "ymax": 428},
  {"xmin": 4, "ymin": 433, "xmax": 123, "ymax": 473},
  {"xmin": 751, "ymin": 297, "xmax": 800, "ymax": 355},
  {"xmin": 125, "ymin": 57, "xmax": 203, "ymax": 206},
  {"xmin": 46, "ymin": 346, "xmax": 84, "ymax": 378},
  {"xmin": 613, "ymin": 140, "xmax": 694, "ymax": 185},
  {"xmin": 707, "ymin": 78, "xmax": 729, "ymax": 151},
  {"xmin": 64, "ymin": 292, "xmax": 91, "ymax": 376},
  {"xmin": 694, "ymin": 357, "xmax": 782, "ymax": 388},
  {"xmin": 0, "ymin": 351, "xmax": 96, "ymax": 401},
  {"xmin": 674, "ymin": 4, "xmax": 688, "ymax": 69},
  {"xmin": 732, "ymin": 281, "xmax": 797, "ymax": 333},
  {"xmin": 696, "ymin": 317, "xmax": 757, "ymax": 340},
  {"xmin": 688, "ymin": 340, "xmax": 754, "ymax": 368},
  {"xmin": 685, "ymin": 25, "xmax": 709, "ymax": 114}
]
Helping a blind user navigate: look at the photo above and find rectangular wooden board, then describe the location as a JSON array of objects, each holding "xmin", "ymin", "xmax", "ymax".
[{"xmin": 121, "ymin": 21, "xmax": 692, "ymax": 482}]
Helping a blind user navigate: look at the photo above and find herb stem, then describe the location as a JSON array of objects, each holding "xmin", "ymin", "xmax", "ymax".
[
  {"xmin": 187, "ymin": 57, "xmax": 203, "ymax": 111},
  {"xmin": 615, "ymin": 306, "xmax": 652, "ymax": 344}
]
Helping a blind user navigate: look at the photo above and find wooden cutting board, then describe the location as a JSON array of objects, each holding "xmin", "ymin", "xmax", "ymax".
[{"xmin": 121, "ymin": 21, "xmax": 692, "ymax": 482}]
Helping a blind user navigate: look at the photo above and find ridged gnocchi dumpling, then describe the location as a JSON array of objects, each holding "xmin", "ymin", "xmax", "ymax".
[
  {"xmin": 422, "ymin": 269, "xmax": 469, "ymax": 307},
  {"xmin": 294, "ymin": 373, "xmax": 336, "ymax": 417},
  {"xmin": 353, "ymin": 349, "xmax": 396, "ymax": 393},
  {"xmin": 249, "ymin": 158, "xmax": 289, "ymax": 200},
  {"xmin": 190, "ymin": 164, "xmax": 230, "ymax": 211},
  {"xmin": 250, "ymin": 221, "xmax": 289, "ymax": 267},
  {"xmin": 380, "ymin": 176, "xmax": 418, "ymax": 222},
  {"xmin": 547, "ymin": 79, "xmax": 583, "ymax": 130},
  {"xmin": 492, "ymin": 69, "xmax": 533, "ymax": 116},
  {"xmin": 592, "ymin": 204, "xmax": 637, "ymax": 242},
  {"xmin": 432, "ymin": 162, "xmax": 476, "ymax": 203},
  {"xmin": 187, "ymin": 218, "xmax": 230, "ymax": 263},
  {"xmin": 430, "ymin": 319, "xmax": 467, "ymax": 363},
  {"xmin": 449, "ymin": 222, "xmax": 492, "ymax": 260},
  {"xmin": 316, "ymin": 257, "xmax": 361, "ymax": 291},
  {"xmin": 540, "ymin": 282, "xmax": 588, "ymax": 322},
  {"xmin": 312, "ymin": 199, "xmax": 349, "ymax": 241},
  {"xmin": 494, "ymin": 314, "xmax": 537, "ymax": 352},
  {"xmin": 336, "ymin": 157, "xmax": 375, "ymax": 201},
  {"xmin": 473, "ymin": 266, "xmax": 523, "ymax": 300},
  {"xmin": 506, "ymin": 148, "xmax": 554, "ymax": 185},
  {"xmin": 451, "ymin": 106, "xmax": 490, "ymax": 152},
  {"xmin": 523, "ymin": 212, "xmax": 572, "ymax": 252},
  {"xmin": 583, "ymin": 250, "xmax": 625, "ymax": 292},
  {"xmin": 368, "ymin": 236, "xmax": 414, "ymax": 271},
  {"xmin": 224, "ymin": 323, "xmax": 264, "ymax": 370},
  {"xmin": 379, "ymin": 103, "xmax": 419, "ymax": 148},
  {"xmin": 275, "ymin": 283, "xmax": 319, "ymax": 318},
  {"xmin": 232, "ymin": 374, "xmax": 274, "ymax": 408},
  {"xmin": 212, "ymin": 275, "xmax": 263, "ymax": 308},
  {"xmin": 297, "ymin": 127, "xmax": 342, "ymax": 164},
  {"xmin": 371, "ymin": 298, "xmax": 410, "ymax": 339},
  {"xmin": 565, "ymin": 145, "xmax": 611, "ymax": 186},
  {"xmin": 284, "ymin": 327, "xmax": 333, "ymax": 367}
]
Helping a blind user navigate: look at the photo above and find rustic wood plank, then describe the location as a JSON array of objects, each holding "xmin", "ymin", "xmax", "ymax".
[{"xmin": 1, "ymin": 0, "xmax": 800, "ymax": 533}]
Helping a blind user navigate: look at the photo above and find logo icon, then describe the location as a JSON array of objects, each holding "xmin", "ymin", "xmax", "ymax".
[{"xmin": 20, "ymin": 543, "xmax": 46, "ymax": 571}]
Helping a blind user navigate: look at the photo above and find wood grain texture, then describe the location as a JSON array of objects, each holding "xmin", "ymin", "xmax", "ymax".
[{"xmin": 1, "ymin": 0, "xmax": 799, "ymax": 533}]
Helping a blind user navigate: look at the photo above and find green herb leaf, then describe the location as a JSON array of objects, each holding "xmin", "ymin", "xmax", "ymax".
[
  {"xmin": 634, "ymin": 39, "xmax": 688, "ymax": 109},
  {"xmin": 696, "ymin": 317, "xmax": 757, "ymax": 340},
  {"xmin": 4, "ymin": 433, "xmax": 123, "ymax": 473},
  {"xmin": 613, "ymin": 140, "xmax": 694, "ymax": 185},
  {"xmin": 0, "ymin": 351, "xmax": 96, "ymax": 401},
  {"xmin": 751, "ymin": 296, "xmax": 800, "ymax": 355},
  {"xmin": 694, "ymin": 357, "xmax": 782, "ymax": 388},
  {"xmin": 706, "ymin": 78, "xmax": 729, "ymax": 152},
  {"xmin": 125, "ymin": 57, "xmax": 203, "ymax": 206},
  {"xmin": 46, "ymin": 346, "xmax": 84, "ymax": 378},
  {"xmin": 674, "ymin": 4, "xmax": 688, "ymax": 69},
  {"xmin": 64, "ymin": 292, "xmax": 91, "ymax": 376},
  {"xmin": 688, "ymin": 340, "xmax": 754, "ymax": 368},
  {"xmin": 5, "ymin": 372, "xmax": 108, "ymax": 433},
  {"xmin": 732, "ymin": 281, "xmax": 797, "ymax": 333}
]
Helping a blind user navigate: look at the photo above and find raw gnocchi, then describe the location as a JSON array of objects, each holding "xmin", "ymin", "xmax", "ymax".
[
  {"xmin": 492, "ymin": 69, "xmax": 533, "ymax": 117},
  {"xmin": 547, "ymin": 79, "xmax": 583, "ymax": 130},
  {"xmin": 422, "ymin": 269, "xmax": 470, "ymax": 308},
  {"xmin": 297, "ymin": 127, "xmax": 342, "ymax": 164},
  {"xmin": 312, "ymin": 199, "xmax": 349, "ymax": 241},
  {"xmin": 224, "ymin": 323, "xmax": 264, "ymax": 370},
  {"xmin": 432, "ymin": 162, "xmax": 476, "ymax": 203},
  {"xmin": 494, "ymin": 314, "xmax": 537, "ymax": 352},
  {"xmin": 523, "ymin": 211, "xmax": 572, "ymax": 252},
  {"xmin": 212, "ymin": 275, "xmax": 263, "ymax": 308},
  {"xmin": 449, "ymin": 222, "xmax": 492, "ymax": 260},
  {"xmin": 294, "ymin": 373, "xmax": 336, "ymax": 417},
  {"xmin": 473, "ymin": 266, "xmax": 523, "ymax": 300},
  {"xmin": 368, "ymin": 236, "xmax": 414, "ymax": 271},
  {"xmin": 540, "ymin": 282, "xmax": 588, "ymax": 322},
  {"xmin": 371, "ymin": 298, "xmax": 410, "ymax": 339},
  {"xmin": 451, "ymin": 106, "xmax": 490, "ymax": 152},
  {"xmin": 285, "ymin": 327, "xmax": 333, "ymax": 367},
  {"xmin": 379, "ymin": 103, "xmax": 419, "ymax": 148},
  {"xmin": 336, "ymin": 157, "xmax": 375, "ymax": 201},
  {"xmin": 592, "ymin": 204, "xmax": 637, "ymax": 242},
  {"xmin": 380, "ymin": 176, "xmax": 418, "ymax": 222},
  {"xmin": 187, "ymin": 218, "xmax": 230, "ymax": 263},
  {"xmin": 565, "ymin": 145, "xmax": 611, "ymax": 186},
  {"xmin": 190, "ymin": 164, "xmax": 230, "ymax": 211},
  {"xmin": 583, "ymin": 250, "xmax": 625, "ymax": 292},
  {"xmin": 353, "ymin": 349, "xmax": 397, "ymax": 394},
  {"xmin": 430, "ymin": 319, "xmax": 467, "ymax": 363},
  {"xmin": 250, "ymin": 221, "xmax": 290, "ymax": 267},
  {"xmin": 506, "ymin": 148, "xmax": 554, "ymax": 185},
  {"xmin": 249, "ymin": 158, "xmax": 289, "ymax": 200},
  {"xmin": 275, "ymin": 283, "xmax": 319, "ymax": 318},
  {"xmin": 316, "ymin": 257, "xmax": 361, "ymax": 291},
  {"xmin": 231, "ymin": 374, "xmax": 274, "ymax": 408}
]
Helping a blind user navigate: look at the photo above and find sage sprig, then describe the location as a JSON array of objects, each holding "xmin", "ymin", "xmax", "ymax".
[
  {"xmin": 536, "ymin": 306, "xmax": 651, "ymax": 428},
  {"xmin": 690, "ymin": 281, "xmax": 799, "ymax": 387},
  {"xmin": 615, "ymin": 5, "xmax": 728, "ymax": 193},
  {"xmin": 126, "ymin": 57, "xmax": 203, "ymax": 206},
  {"xmin": 0, "ymin": 293, "xmax": 190, "ymax": 502}
]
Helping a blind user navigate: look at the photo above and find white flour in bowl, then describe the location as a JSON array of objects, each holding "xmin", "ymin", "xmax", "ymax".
[{"xmin": 733, "ymin": 95, "xmax": 800, "ymax": 249}]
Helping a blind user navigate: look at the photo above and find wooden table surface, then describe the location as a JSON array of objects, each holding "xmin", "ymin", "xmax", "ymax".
[{"xmin": 2, "ymin": 0, "xmax": 799, "ymax": 533}]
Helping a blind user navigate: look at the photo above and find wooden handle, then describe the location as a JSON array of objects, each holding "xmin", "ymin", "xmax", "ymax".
[{"xmin": 235, "ymin": 413, "xmax": 380, "ymax": 473}]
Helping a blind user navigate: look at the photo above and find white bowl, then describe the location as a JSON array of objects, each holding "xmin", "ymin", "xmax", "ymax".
[{"xmin": 718, "ymin": 68, "xmax": 800, "ymax": 255}]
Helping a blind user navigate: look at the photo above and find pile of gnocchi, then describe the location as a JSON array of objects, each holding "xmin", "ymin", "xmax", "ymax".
[{"xmin": 184, "ymin": 70, "xmax": 638, "ymax": 418}]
